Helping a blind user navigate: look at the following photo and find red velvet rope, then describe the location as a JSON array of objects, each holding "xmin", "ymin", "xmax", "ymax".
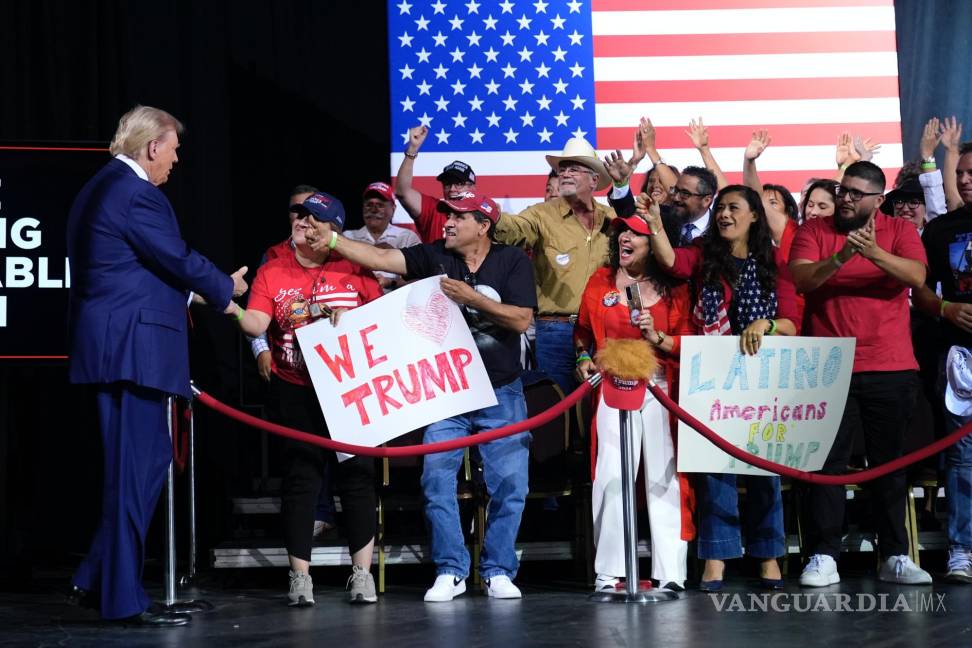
[
  {"xmin": 647, "ymin": 382, "xmax": 971, "ymax": 485},
  {"xmin": 193, "ymin": 379, "xmax": 592, "ymax": 457}
]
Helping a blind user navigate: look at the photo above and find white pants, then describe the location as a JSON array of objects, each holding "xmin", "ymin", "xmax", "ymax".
[{"xmin": 592, "ymin": 380, "xmax": 687, "ymax": 585}]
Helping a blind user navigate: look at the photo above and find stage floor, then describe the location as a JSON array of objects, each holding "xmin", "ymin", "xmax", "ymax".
[{"xmin": 2, "ymin": 569, "xmax": 967, "ymax": 647}]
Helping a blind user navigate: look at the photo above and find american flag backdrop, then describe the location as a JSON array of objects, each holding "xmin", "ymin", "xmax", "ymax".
[{"xmin": 387, "ymin": 0, "xmax": 902, "ymax": 216}]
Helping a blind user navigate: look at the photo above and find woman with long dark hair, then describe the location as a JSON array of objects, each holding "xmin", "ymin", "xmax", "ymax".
[
  {"xmin": 574, "ymin": 216, "xmax": 696, "ymax": 592},
  {"xmin": 639, "ymin": 184, "xmax": 799, "ymax": 591}
]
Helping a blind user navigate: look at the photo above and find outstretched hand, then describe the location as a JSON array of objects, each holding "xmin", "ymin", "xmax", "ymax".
[
  {"xmin": 686, "ymin": 117, "xmax": 709, "ymax": 150},
  {"xmin": 230, "ymin": 266, "xmax": 249, "ymax": 297},
  {"xmin": 603, "ymin": 149, "xmax": 633, "ymax": 185},
  {"xmin": 744, "ymin": 129, "xmax": 771, "ymax": 161}
]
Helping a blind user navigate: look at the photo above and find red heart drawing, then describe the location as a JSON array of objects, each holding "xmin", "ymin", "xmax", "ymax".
[{"xmin": 402, "ymin": 291, "xmax": 453, "ymax": 345}]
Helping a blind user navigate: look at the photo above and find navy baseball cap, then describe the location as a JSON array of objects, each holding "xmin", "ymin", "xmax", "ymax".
[
  {"xmin": 293, "ymin": 191, "xmax": 346, "ymax": 228},
  {"xmin": 436, "ymin": 160, "xmax": 476, "ymax": 184}
]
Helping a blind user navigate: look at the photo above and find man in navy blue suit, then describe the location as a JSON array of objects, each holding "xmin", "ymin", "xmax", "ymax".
[{"xmin": 66, "ymin": 105, "xmax": 248, "ymax": 626}]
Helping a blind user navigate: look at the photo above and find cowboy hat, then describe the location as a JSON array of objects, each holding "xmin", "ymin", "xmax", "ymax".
[{"xmin": 545, "ymin": 137, "xmax": 612, "ymax": 191}]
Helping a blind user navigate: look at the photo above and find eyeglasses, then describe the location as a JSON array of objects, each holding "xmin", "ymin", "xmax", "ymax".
[
  {"xmin": 893, "ymin": 198, "xmax": 923, "ymax": 209},
  {"xmin": 835, "ymin": 185, "xmax": 882, "ymax": 202},
  {"xmin": 669, "ymin": 187, "xmax": 707, "ymax": 199},
  {"xmin": 558, "ymin": 164, "xmax": 594, "ymax": 177}
]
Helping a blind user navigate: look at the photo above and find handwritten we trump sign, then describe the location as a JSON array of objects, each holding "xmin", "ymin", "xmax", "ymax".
[{"xmin": 295, "ymin": 276, "xmax": 496, "ymax": 456}]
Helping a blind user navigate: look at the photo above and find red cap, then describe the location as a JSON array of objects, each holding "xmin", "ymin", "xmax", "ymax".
[
  {"xmin": 601, "ymin": 374, "xmax": 647, "ymax": 410},
  {"xmin": 437, "ymin": 191, "xmax": 501, "ymax": 223},
  {"xmin": 611, "ymin": 215, "xmax": 652, "ymax": 236},
  {"xmin": 363, "ymin": 182, "xmax": 395, "ymax": 202}
]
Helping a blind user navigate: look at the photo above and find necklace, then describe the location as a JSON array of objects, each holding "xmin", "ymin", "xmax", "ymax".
[{"xmin": 620, "ymin": 267, "xmax": 647, "ymax": 282}]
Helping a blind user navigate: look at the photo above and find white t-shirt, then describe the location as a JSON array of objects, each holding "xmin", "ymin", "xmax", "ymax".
[{"xmin": 344, "ymin": 224, "xmax": 421, "ymax": 290}]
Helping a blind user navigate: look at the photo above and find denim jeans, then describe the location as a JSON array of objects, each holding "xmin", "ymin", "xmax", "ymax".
[
  {"xmin": 942, "ymin": 349, "xmax": 972, "ymax": 551},
  {"xmin": 697, "ymin": 474, "xmax": 784, "ymax": 560},
  {"xmin": 422, "ymin": 378, "xmax": 530, "ymax": 580},
  {"xmin": 534, "ymin": 319, "xmax": 577, "ymax": 396}
]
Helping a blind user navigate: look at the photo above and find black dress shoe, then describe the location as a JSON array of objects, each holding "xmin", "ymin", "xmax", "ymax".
[
  {"xmin": 66, "ymin": 585, "xmax": 99, "ymax": 610},
  {"xmin": 126, "ymin": 611, "xmax": 191, "ymax": 627}
]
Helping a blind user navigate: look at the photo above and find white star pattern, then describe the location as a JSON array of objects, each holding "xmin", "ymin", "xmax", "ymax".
[{"xmin": 389, "ymin": 4, "xmax": 596, "ymax": 147}]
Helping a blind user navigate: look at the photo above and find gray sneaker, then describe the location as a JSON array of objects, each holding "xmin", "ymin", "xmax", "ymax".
[
  {"xmin": 347, "ymin": 564, "xmax": 377, "ymax": 604},
  {"xmin": 877, "ymin": 555, "xmax": 932, "ymax": 585},
  {"xmin": 946, "ymin": 549, "xmax": 972, "ymax": 584},
  {"xmin": 288, "ymin": 570, "xmax": 315, "ymax": 606}
]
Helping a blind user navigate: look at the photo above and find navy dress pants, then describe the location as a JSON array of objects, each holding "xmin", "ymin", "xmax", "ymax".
[{"xmin": 72, "ymin": 383, "xmax": 171, "ymax": 619}]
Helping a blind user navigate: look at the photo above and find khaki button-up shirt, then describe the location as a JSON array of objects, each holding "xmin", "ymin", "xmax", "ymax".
[{"xmin": 494, "ymin": 197, "xmax": 615, "ymax": 315}]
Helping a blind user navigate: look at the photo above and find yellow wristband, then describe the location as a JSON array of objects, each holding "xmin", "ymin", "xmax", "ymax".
[
  {"xmin": 328, "ymin": 231, "xmax": 339, "ymax": 250},
  {"xmin": 234, "ymin": 306, "xmax": 244, "ymax": 322},
  {"xmin": 941, "ymin": 300, "xmax": 950, "ymax": 318}
]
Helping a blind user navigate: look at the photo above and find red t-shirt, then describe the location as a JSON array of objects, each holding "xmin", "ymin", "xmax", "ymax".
[
  {"xmin": 248, "ymin": 251, "xmax": 382, "ymax": 385},
  {"xmin": 264, "ymin": 238, "xmax": 293, "ymax": 261},
  {"xmin": 790, "ymin": 213, "xmax": 927, "ymax": 373},
  {"xmin": 417, "ymin": 193, "xmax": 447, "ymax": 243}
]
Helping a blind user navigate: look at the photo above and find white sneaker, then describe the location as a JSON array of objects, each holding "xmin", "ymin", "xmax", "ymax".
[
  {"xmin": 424, "ymin": 574, "xmax": 467, "ymax": 602},
  {"xmin": 485, "ymin": 575, "xmax": 522, "ymax": 599},
  {"xmin": 800, "ymin": 554, "xmax": 840, "ymax": 587},
  {"xmin": 946, "ymin": 548, "xmax": 972, "ymax": 584},
  {"xmin": 878, "ymin": 555, "xmax": 932, "ymax": 585},
  {"xmin": 593, "ymin": 574, "xmax": 620, "ymax": 592},
  {"xmin": 288, "ymin": 570, "xmax": 315, "ymax": 606}
]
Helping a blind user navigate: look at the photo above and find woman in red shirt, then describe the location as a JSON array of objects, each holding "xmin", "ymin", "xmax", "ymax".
[
  {"xmin": 234, "ymin": 195, "xmax": 383, "ymax": 606},
  {"xmin": 574, "ymin": 215, "xmax": 696, "ymax": 593},
  {"xmin": 640, "ymin": 184, "xmax": 799, "ymax": 592}
]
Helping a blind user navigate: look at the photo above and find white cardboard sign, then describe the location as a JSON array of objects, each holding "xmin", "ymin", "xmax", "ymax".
[
  {"xmin": 676, "ymin": 336, "xmax": 855, "ymax": 475},
  {"xmin": 295, "ymin": 276, "xmax": 497, "ymax": 458}
]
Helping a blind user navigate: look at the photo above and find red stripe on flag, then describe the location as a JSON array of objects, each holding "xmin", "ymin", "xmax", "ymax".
[
  {"xmin": 592, "ymin": 32, "xmax": 896, "ymax": 57},
  {"xmin": 594, "ymin": 77, "xmax": 900, "ymax": 104},
  {"xmin": 592, "ymin": 0, "xmax": 892, "ymax": 10},
  {"xmin": 596, "ymin": 123, "xmax": 903, "ymax": 150}
]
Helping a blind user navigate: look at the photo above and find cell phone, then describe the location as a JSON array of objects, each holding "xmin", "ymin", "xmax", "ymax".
[
  {"xmin": 625, "ymin": 283, "xmax": 643, "ymax": 312},
  {"xmin": 625, "ymin": 283, "xmax": 643, "ymax": 326}
]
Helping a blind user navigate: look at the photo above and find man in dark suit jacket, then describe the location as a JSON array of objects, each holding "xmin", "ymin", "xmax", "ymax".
[{"xmin": 66, "ymin": 105, "xmax": 246, "ymax": 625}]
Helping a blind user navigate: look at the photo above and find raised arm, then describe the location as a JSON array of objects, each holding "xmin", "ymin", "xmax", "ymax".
[
  {"xmin": 635, "ymin": 193, "xmax": 676, "ymax": 269},
  {"xmin": 635, "ymin": 117, "xmax": 678, "ymax": 189},
  {"xmin": 942, "ymin": 116, "xmax": 965, "ymax": 211},
  {"xmin": 686, "ymin": 117, "xmax": 728, "ymax": 190},
  {"xmin": 395, "ymin": 125, "xmax": 430, "ymax": 218},
  {"xmin": 742, "ymin": 129, "xmax": 787, "ymax": 244},
  {"xmin": 307, "ymin": 221, "xmax": 408, "ymax": 276},
  {"xmin": 918, "ymin": 117, "xmax": 948, "ymax": 220}
]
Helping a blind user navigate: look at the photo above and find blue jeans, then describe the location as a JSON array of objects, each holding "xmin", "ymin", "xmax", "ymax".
[
  {"xmin": 944, "ymin": 407, "xmax": 972, "ymax": 550},
  {"xmin": 697, "ymin": 474, "xmax": 784, "ymax": 560},
  {"xmin": 534, "ymin": 318, "xmax": 577, "ymax": 396},
  {"xmin": 422, "ymin": 379, "xmax": 530, "ymax": 580}
]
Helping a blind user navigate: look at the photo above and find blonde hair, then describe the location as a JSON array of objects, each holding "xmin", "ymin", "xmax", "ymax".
[{"xmin": 109, "ymin": 105, "xmax": 184, "ymax": 158}]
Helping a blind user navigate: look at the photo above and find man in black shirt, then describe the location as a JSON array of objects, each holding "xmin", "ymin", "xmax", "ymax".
[
  {"xmin": 914, "ymin": 142, "xmax": 972, "ymax": 583},
  {"xmin": 307, "ymin": 191, "xmax": 537, "ymax": 601}
]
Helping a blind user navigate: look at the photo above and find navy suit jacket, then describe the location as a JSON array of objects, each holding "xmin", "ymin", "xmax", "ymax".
[{"xmin": 67, "ymin": 158, "xmax": 233, "ymax": 398}]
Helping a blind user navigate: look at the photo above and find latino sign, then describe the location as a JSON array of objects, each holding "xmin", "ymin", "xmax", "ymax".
[
  {"xmin": 676, "ymin": 336, "xmax": 855, "ymax": 476},
  {"xmin": 295, "ymin": 276, "xmax": 497, "ymax": 458}
]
